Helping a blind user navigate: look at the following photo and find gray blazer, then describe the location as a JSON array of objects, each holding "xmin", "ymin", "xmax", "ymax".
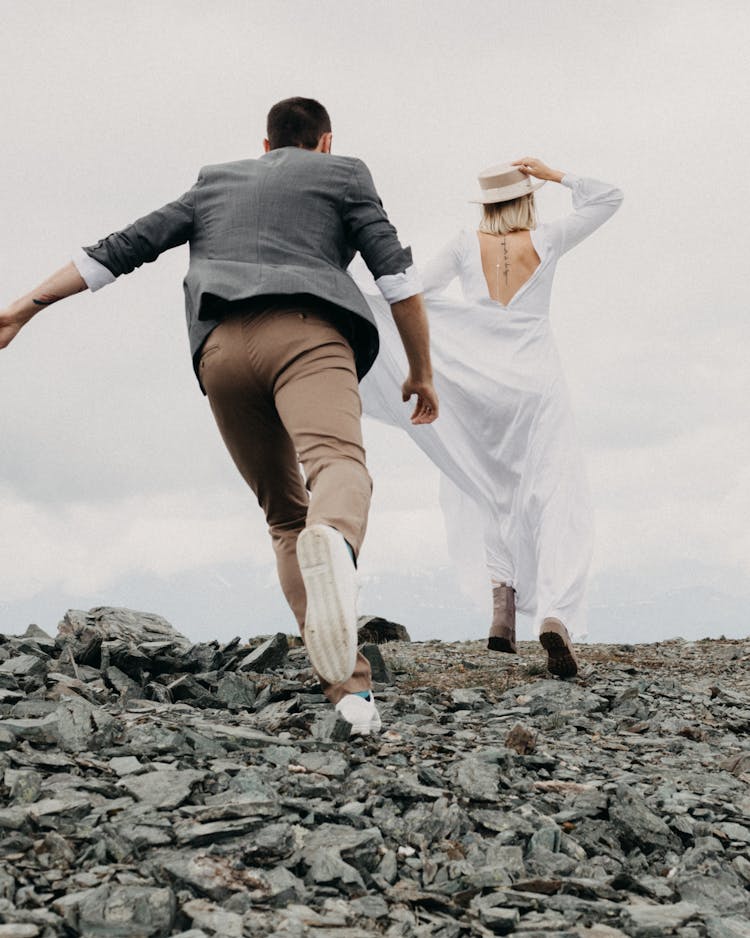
[{"xmin": 83, "ymin": 148, "xmax": 415, "ymax": 385}]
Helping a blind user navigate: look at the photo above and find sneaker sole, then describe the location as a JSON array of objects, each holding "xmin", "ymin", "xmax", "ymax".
[
  {"xmin": 297, "ymin": 525, "xmax": 357, "ymax": 685},
  {"xmin": 349, "ymin": 714, "xmax": 383, "ymax": 737}
]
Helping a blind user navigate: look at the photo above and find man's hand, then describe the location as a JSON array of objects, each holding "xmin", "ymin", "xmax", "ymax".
[
  {"xmin": 0, "ymin": 262, "xmax": 87, "ymax": 351},
  {"xmin": 402, "ymin": 374, "xmax": 439, "ymax": 425},
  {"xmin": 0, "ymin": 310, "xmax": 28, "ymax": 350},
  {"xmin": 389, "ymin": 293, "xmax": 439, "ymax": 426}
]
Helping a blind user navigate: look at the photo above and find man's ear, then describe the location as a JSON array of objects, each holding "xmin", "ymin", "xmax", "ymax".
[
  {"xmin": 263, "ymin": 138, "xmax": 271, "ymax": 153},
  {"xmin": 315, "ymin": 132, "xmax": 333, "ymax": 154}
]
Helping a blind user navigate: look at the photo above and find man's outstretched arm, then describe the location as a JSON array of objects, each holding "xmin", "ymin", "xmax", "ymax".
[
  {"xmin": 0, "ymin": 262, "xmax": 86, "ymax": 350},
  {"xmin": 389, "ymin": 293, "xmax": 438, "ymax": 425},
  {"xmin": 1, "ymin": 179, "xmax": 199, "ymax": 352}
]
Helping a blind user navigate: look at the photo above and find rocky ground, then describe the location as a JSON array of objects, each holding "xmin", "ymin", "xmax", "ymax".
[{"xmin": 0, "ymin": 607, "xmax": 749, "ymax": 938}]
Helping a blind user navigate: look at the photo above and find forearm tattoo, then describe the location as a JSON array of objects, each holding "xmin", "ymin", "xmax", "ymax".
[{"xmin": 32, "ymin": 293, "xmax": 63, "ymax": 306}]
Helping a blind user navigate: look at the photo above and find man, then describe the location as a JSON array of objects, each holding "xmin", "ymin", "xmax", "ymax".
[{"xmin": 0, "ymin": 97, "xmax": 438, "ymax": 735}]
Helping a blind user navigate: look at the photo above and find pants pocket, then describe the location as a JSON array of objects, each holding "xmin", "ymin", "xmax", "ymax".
[{"xmin": 199, "ymin": 343, "xmax": 221, "ymax": 369}]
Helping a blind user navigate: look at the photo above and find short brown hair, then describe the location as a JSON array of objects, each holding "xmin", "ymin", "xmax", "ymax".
[
  {"xmin": 479, "ymin": 193, "xmax": 537, "ymax": 235},
  {"xmin": 266, "ymin": 97, "xmax": 332, "ymax": 150}
]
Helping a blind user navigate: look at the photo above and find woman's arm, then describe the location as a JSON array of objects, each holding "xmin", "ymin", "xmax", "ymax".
[
  {"xmin": 0, "ymin": 262, "xmax": 86, "ymax": 350},
  {"xmin": 514, "ymin": 157, "xmax": 624, "ymax": 255},
  {"xmin": 421, "ymin": 231, "xmax": 464, "ymax": 294}
]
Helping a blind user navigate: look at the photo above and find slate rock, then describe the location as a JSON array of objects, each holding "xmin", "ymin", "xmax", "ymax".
[
  {"xmin": 623, "ymin": 900, "xmax": 700, "ymax": 935},
  {"xmin": 450, "ymin": 687, "xmax": 487, "ymax": 710},
  {"xmin": 0, "ymin": 655, "xmax": 46, "ymax": 678},
  {"xmin": 9, "ymin": 699, "xmax": 58, "ymax": 718},
  {"xmin": 307, "ymin": 850, "xmax": 365, "ymax": 892},
  {"xmin": 58, "ymin": 606, "xmax": 191, "ymax": 650},
  {"xmin": 578, "ymin": 927, "xmax": 630, "ymax": 938},
  {"xmin": 450, "ymin": 756, "xmax": 500, "ymax": 801},
  {"xmin": 1, "ymin": 619, "xmax": 749, "ymax": 938},
  {"xmin": 1, "ymin": 696, "xmax": 117, "ymax": 752},
  {"xmin": 182, "ymin": 898, "xmax": 243, "ymax": 937},
  {"xmin": 357, "ymin": 615, "xmax": 411, "ymax": 644},
  {"xmin": 703, "ymin": 916, "xmax": 750, "ymax": 938},
  {"xmin": 479, "ymin": 905, "xmax": 520, "ymax": 934},
  {"xmin": 311, "ymin": 709, "xmax": 352, "ymax": 741},
  {"xmin": 22, "ymin": 623, "xmax": 56, "ymax": 647},
  {"xmin": 109, "ymin": 756, "xmax": 143, "ymax": 776},
  {"xmin": 9, "ymin": 770, "xmax": 42, "ymax": 805},
  {"xmin": 360, "ymin": 643, "xmax": 394, "ymax": 683},
  {"xmin": 119, "ymin": 768, "xmax": 206, "ymax": 809},
  {"xmin": 156, "ymin": 850, "xmax": 267, "ymax": 901},
  {"xmin": 167, "ymin": 674, "xmax": 212, "ymax": 704},
  {"xmin": 182, "ymin": 642, "xmax": 223, "ymax": 673},
  {"xmin": 101, "ymin": 639, "xmax": 151, "ymax": 680},
  {"xmin": 609, "ymin": 783, "xmax": 679, "ymax": 852},
  {"xmin": 239, "ymin": 633, "xmax": 289, "ymax": 672},
  {"xmin": 506, "ymin": 679, "xmax": 608, "ymax": 715},
  {"xmin": 674, "ymin": 869, "xmax": 749, "ymax": 916},
  {"xmin": 63, "ymin": 883, "xmax": 177, "ymax": 936},
  {"xmin": 104, "ymin": 665, "xmax": 142, "ymax": 701},
  {"xmin": 720, "ymin": 752, "xmax": 750, "ymax": 777},
  {"xmin": 719, "ymin": 821, "xmax": 750, "ymax": 844},
  {"xmin": 294, "ymin": 750, "xmax": 349, "ymax": 779},
  {"xmin": 303, "ymin": 824, "xmax": 384, "ymax": 874},
  {"xmin": 215, "ymin": 672, "xmax": 256, "ymax": 710}
]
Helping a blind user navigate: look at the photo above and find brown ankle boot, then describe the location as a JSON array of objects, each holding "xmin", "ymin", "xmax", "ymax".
[
  {"xmin": 488, "ymin": 584, "xmax": 517, "ymax": 654},
  {"xmin": 539, "ymin": 618, "xmax": 578, "ymax": 678}
]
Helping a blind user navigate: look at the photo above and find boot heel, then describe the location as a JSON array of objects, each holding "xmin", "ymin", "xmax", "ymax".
[
  {"xmin": 488, "ymin": 635, "xmax": 516, "ymax": 654},
  {"xmin": 488, "ymin": 584, "xmax": 517, "ymax": 654}
]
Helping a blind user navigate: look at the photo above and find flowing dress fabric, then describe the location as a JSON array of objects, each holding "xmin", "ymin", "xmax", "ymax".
[{"xmin": 358, "ymin": 175, "xmax": 623, "ymax": 638}]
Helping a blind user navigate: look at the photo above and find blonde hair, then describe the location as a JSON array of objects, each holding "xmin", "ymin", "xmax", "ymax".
[{"xmin": 478, "ymin": 193, "xmax": 536, "ymax": 235}]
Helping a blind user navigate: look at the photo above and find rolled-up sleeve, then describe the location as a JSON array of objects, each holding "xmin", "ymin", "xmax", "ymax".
[
  {"xmin": 374, "ymin": 265, "xmax": 423, "ymax": 303},
  {"xmin": 343, "ymin": 159, "xmax": 421, "ymax": 302},
  {"xmin": 75, "ymin": 183, "xmax": 198, "ymax": 286},
  {"xmin": 72, "ymin": 246, "xmax": 116, "ymax": 292}
]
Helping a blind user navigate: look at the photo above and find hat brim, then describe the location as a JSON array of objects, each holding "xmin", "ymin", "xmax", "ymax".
[{"xmin": 469, "ymin": 179, "xmax": 546, "ymax": 204}]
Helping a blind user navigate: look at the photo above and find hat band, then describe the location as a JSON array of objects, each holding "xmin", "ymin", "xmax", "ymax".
[{"xmin": 480, "ymin": 172, "xmax": 534, "ymax": 192}]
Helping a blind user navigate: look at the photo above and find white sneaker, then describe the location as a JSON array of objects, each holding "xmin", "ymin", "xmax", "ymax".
[
  {"xmin": 296, "ymin": 523, "xmax": 358, "ymax": 685},
  {"xmin": 335, "ymin": 692, "xmax": 382, "ymax": 736}
]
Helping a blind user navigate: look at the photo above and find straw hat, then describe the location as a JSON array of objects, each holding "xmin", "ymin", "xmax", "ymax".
[{"xmin": 470, "ymin": 162, "xmax": 546, "ymax": 204}]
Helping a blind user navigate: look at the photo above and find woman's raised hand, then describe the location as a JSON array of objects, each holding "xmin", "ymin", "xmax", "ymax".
[{"xmin": 512, "ymin": 158, "xmax": 564, "ymax": 184}]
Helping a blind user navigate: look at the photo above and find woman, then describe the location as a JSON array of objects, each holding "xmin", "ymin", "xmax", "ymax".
[{"xmin": 359, "ymin": 158, "xmax": 623, "ymax": 677}]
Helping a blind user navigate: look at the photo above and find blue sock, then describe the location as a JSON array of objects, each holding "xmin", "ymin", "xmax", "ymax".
[
  {"xmin": 353, "ymin": 690, "xmax": 371, "ymax": 699},
  {"xmin": 345, "ymin": 540, "xmax": 356, "ymax": 564}
]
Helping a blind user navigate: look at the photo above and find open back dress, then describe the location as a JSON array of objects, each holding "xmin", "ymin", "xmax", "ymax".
[{"xmin": 359, "ymin": 174, "xmax": 623, "ymax": 637}]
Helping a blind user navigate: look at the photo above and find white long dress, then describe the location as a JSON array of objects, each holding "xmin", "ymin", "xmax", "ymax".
[{"xmin": 358, "ymin": 175, "xmax": 623, "ymax": 638}]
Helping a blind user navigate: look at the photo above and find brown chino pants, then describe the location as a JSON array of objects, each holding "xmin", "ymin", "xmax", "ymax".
[{"xmin": 199, "ymin": 303, "xmax": 373, "ymax": 703}]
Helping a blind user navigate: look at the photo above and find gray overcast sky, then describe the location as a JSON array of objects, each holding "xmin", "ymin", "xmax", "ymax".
[{"xmin": 1, "ymin": 1, "xmax": 748, "ymax": 641}]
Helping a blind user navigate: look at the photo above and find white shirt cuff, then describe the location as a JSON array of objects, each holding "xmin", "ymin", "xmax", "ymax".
[
  {"xmin": 72, "ymin": 247, "xmax": 116, "ymax": 292},
  {"xmin": 561, "ymin": 174, "xmax": 581, "ymax": 189},
  {"xmin": 374, "ymin": 264, "xmax": 423, "ymax": 304}
]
